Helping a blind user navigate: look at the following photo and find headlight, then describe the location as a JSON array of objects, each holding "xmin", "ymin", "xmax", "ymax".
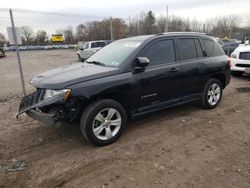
[
  {"xmin": 43, "ymin": 89, "xmax": 71, "ymax": 101},
  {"xmin": 230, "ymin": 54, "xmax": 237, "ymax": 59}
]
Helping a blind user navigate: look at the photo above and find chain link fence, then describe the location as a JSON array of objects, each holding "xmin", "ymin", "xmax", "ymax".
[
  {"xmin": 0, "ymin": 8, "xmax": 107, "ymax": 99},
  {"xmin": 0, "ymin": 8, "xmax": 249, "ymax": 99}
]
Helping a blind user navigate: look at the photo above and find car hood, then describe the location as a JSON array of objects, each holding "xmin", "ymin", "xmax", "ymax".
[
  {"xmin": 31, "ymin": 63, "xmax": 119, "ymax": 89},
  {"xmin": 234, "ymin": 45, "xmax": 250, "ymax": 53}
]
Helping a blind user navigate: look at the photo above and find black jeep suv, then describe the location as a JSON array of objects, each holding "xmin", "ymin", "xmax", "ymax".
[{"xmin": 18, "ymin": 32, "xmax": 231, "ymax": 146}]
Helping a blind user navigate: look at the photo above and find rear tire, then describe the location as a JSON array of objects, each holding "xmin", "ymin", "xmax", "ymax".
[
  {"xmin": 231, "ymin": 71, "xmax": 243, "ymax": 77},
  {"xmin": 80, "ymin": 99, "xmax": 127, "ymax": 146},
  {"xmin": 200, "ymin": 78, "xmax": 223, "ymax": 109}
]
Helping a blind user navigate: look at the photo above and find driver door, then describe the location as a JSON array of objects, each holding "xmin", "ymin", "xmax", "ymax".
[{"xmin": 129, "ymin": 38, "xmax": 183, "ymax": 110}]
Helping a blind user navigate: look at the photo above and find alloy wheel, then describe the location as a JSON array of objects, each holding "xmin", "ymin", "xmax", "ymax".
[
  {"xmin": 207, "ymin": 83, "xmax": 221, "ymax": 106},
  {"xmin": 92, "ymin": 108, "xmax": 122, "ymax": 140}
]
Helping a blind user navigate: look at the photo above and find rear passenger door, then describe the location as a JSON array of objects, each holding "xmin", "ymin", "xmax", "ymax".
[{"xmin": 177, "ymin": 37, "xmax": 212, "ymax": 100}]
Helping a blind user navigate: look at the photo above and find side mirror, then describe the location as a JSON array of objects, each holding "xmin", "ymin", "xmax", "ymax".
[
  {"xmin": 133, "ymin": 57, "xmax": 150, "ymax": 73},
  {"xmin": 136, "ymin": 57, "xmax": 150, "ymax": 67},
  {"xmin": 245, "ymin": 40, "xmax": 249, "ymax": 45}
]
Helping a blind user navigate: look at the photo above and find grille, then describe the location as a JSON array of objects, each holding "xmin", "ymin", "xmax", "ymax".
[
  {"xmin": 235, "ymin": 64, "xmax": 250, "ymax": 68},
  {"xmin": 19, "ymin": 89, "xmax": 44, "ymax": 113}
]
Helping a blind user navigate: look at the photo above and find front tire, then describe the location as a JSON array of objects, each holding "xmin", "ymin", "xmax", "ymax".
[
  {"xmin": 80, "ymin": 99, "xmax": 127, "ymax": 146},
  {"xmin": 200, "ymin": 78, "xmax": 223, "ymax": 109}
]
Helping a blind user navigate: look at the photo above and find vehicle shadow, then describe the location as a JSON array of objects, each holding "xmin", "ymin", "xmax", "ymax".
[
  {"xmin": 56, "ymin": 101, "xmax": 201, "ymax": 147},
  {"xmin": 127, "ymin": 102, "xmax": 200, "ymax": 130}
]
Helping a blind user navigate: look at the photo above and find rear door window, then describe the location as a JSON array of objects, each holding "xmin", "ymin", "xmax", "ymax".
[
  {"xmin": 141, "ymin": 39, "xmax": 176, "ymax": 66},
  {"xmin": 194, "ymin": 39, "xmax": 204, "ymax": 57},
  {"xmin": 179, "ymin": 38, "xmax": 198, "ymax": 60}
]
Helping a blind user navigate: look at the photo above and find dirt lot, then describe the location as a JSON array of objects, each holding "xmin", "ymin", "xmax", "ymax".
[
  {"xmin": 0, "ymin": 76, "xmax": 250, "ymax": 188},
  {"xmin": 0, "ymin": 50, "xmax": 77, "ymax": 98}
]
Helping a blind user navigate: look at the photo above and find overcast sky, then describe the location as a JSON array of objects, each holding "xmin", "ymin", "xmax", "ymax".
[
  {"xmin": 1, "ymin": 0, "xmax": 250, "ymax": 24},
  {"xmin": 0, "ymin": 0, "xmax": 250, "ymax": 38}
]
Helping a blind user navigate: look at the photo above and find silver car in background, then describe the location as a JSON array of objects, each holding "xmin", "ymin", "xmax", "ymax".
[{"xmin": 77, "ymin": 40, "xmax": 108, "ymax": 61}]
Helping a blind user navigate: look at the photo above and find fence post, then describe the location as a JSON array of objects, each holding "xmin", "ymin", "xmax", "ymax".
[
  {"xmin": 9, "ymin": 9, "xmax": 26, "ymax": 96},
  {"xmin": 110, "ymin": 17, "xmax": 114, "ymax": 41},
  {"xmin": 227, "ymin": 26, "xmax": 232, "ymax": 56}
]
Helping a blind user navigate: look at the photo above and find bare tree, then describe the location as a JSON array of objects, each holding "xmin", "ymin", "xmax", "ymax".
[
  {"xmin": 168, "ymin": 15, "xmax": 189, "ymax": 31},
  {"xmin": 0, "ymin": 33, "xmax": 6, "ymax": 43},
  {"xmin": 63, "ymin": 26, "xmax": 75, "ymax": 44},
  {"xmin": 112, "ymin": 18, "xmax": 128, "ymax": 39},
  {"xmin": 157, "ymin": 16, "xmax": 167, "ymax": 33},
  {"xmin": 76, "ymin": 24, "xmax": 87, "ymax": 41},
  {"xmin": 20, "ymin": 26, "xmax": 34, "ymax": 45},
  {"xmin": 190, "ymin": 19, "xmax": 202, "ymax": 32},
  {"xmin": 211, "ymin": 15, "xmax": 241, "ymax": 38},
  {"xmin": 35, "ymin": 30, "xmax": 48, "ymax": 45}
]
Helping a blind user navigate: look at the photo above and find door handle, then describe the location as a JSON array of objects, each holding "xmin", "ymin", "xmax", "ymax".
[{"xmin": 168, "ymin": 68, "xmax": 180, "ymax": 73}]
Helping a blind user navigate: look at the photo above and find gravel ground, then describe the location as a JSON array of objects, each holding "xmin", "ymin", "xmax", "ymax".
[{"xmin": 0, "ymin": 76, "xmax": 250, "ymax": 188}]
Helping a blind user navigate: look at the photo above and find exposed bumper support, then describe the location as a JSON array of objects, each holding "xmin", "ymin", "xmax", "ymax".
[{"xmin": 25, "ymin": 109, "xmax": 62, "ymax": 128}]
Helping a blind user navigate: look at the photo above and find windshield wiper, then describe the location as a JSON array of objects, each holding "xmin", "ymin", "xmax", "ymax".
[{"xmin": 86, "ymin": 61, "xmax": 105, "ymax": 66}]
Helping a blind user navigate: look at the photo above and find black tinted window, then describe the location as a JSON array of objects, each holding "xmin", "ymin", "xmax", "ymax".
[
  {"xmin": 179, "ymin": 38, "xmax": 198, "ymax": 60},
  {"xmin": 213, "ymin": 42, "xmax": 225, "ymax": 56},
  {"xmin": 141, "ymin": 39, "xmax": 175, "ymax": 66},
  {"xmin": 194, "ymin": 39, "xmax": 203, "ymax": 57},
  {"xmin": 240, "ymin": 52, "xmax": 250, "ymax": 60},
  {"xmin": 91, "ymin": 42, "xmax": 106, "ymax": 48},
  {"xmin": 202, "ymin": 39, "xmax": 214, "ymax": 56}
]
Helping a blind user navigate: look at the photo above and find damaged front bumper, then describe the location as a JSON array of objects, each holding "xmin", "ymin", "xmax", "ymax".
[
  {"xmin": 25, "ymin": 109, "xmax": 62, "ymax": 128},
  {"xmin": 17, "ymin": 89, "xmax": 69, "ymax": 127}
]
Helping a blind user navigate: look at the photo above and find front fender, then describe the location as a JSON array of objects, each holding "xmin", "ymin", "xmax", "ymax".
[{"xmin": 69, "ymin": 72, "xmax": 132, "ymax": 100}]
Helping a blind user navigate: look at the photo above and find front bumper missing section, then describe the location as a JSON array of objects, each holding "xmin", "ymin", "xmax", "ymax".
[{"xmin": 25, "ymin": 109, "xmax": 62, "ymax": 128}]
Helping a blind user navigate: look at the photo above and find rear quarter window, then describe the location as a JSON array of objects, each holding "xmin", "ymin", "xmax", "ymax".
[
  {"xmin": 202, "ymin": 39, "xmax": 214, "ymax": 57},
  {"xmin": 202, "ymin": 38, "xmax": 225, "ymax": 57},
  {"xmin": 213, "ymin": 42, "xmax": 225, "ymax": 56}
]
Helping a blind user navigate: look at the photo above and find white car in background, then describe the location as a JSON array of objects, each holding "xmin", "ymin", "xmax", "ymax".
[
  {"xmin": 77, "ymin": 40, "xmax": 108, "ymax": 61},
  {"xmin": 230, "ymin": 37, "xmax": 250, "ymax": 77}
]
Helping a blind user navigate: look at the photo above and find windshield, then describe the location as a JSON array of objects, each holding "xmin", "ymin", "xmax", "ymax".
[{"xmin": 87, "ymin": 39, "xmax": 142, "ymax": 67}]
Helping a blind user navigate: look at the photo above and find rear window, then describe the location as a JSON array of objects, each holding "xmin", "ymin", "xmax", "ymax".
[
  {"xmin": 239, "ymin": 52, "xmax": 250, "ymax": 60},
  {"xmin": 91, "ymin": 42, "xmax": 106, "ymax": 48},
  {"xmin": 179, "ymin": 38, "xmax": 198, "ymax": 60},
  {"xmin": 202, "ymin": 39, "xmax": 214, "ymax": 57}
]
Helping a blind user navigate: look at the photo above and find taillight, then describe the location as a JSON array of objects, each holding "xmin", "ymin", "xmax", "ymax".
[{"xmin": 227, "ymin": 59, "xmax": 231, "ymax": 67}]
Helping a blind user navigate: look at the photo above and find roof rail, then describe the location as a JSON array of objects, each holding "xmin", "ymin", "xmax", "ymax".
[{"xmin": 157, "ymin": 32, "xmax": 207, "ymax": 36}]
